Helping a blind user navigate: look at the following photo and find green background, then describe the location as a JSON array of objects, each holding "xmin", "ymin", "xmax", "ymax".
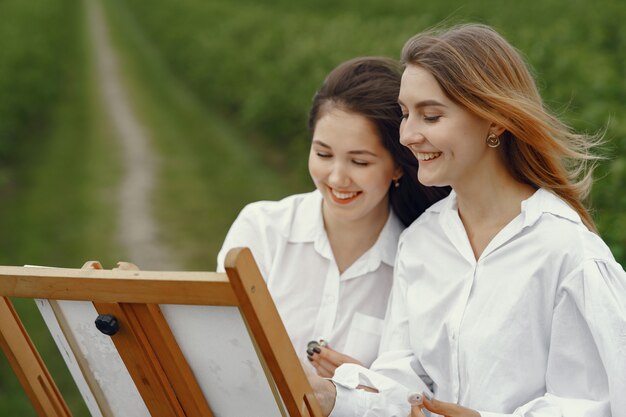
[{"xmin": 1, "ymin": 0, "xmax": 624, "ymax": 415}]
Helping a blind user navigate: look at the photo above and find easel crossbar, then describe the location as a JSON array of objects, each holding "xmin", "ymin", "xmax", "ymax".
[{"xmin": 0, "ymin": 267, "xmax": 237, "ymax": 305}]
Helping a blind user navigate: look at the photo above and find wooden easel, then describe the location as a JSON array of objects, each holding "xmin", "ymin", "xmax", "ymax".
[{"xmin": 0, "ymin": 248, "xmax": 322, "ymax": 417}]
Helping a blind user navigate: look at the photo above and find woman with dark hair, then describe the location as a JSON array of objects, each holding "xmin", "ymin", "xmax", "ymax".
[
  {"xmin": 217, "ymin": 57, "xmax": 449, "ymax": 376},
  {"xmin": 311, "ymin": 24, "xmax": 625, "ymax": 417}
]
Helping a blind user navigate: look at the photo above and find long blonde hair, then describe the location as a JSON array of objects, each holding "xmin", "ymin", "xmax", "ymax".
[{"xmin": 401, "ymin": 23, "xmax": 602, "ymax": 232}]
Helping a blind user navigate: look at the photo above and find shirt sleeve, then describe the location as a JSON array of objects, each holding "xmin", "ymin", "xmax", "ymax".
[
  {"xmin": 331, "ymin": 247, "xmax": 626, "ymax": 417},
  {"xmin": 329, "ymin": 242, "xmax": 432, "ymax": 417},
  {"xmin": 370, "ymin": 261, "xmax": 433, "ymax": 393},
  {"xmin": 571, "ymin": 258, "xmax": 626, "ymax": 416},
  {"xmin": 329, "ymin": 365, "xmax": 422, "ymax": 417},
  {"xmin": 215, "ymin": 204, "xmax": 272, "ymax": 280},
  {"xmin": 479, "ymin": 258, "xmax": 626, "ymax": 417}
]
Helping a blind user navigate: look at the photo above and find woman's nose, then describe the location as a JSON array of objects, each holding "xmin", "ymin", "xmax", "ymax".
[
  {"xmin": 400, "ymin": 118, "xmax": 425, "ymax": 148},
  {"xmin": 328, "ymin": 163, "xmax": 350, "ymax": 188}
]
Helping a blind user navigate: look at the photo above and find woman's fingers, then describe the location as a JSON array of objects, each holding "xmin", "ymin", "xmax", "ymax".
[
  {"xmin": 421, "ymin": 395, "xmax": 480, "ymax": 417},
  {"xmin": 317, "ymin": 346, "xmax": 346, "ymax": 367},
  {"xmin": 409, "ymin": 405, "xmax": 427, "ymax": 417},
  {"xmin": 306, "ymin": 344, "xmax": 363, "ymax": 377},
  {"xmin": 309, "ymin": 346, "xmax": 362, "ymax": 367},
  {"xmin": 407, "ymin": 391, "xmax": 426, "ymax": 417},
  {"xmin": 308, "ymin": 354, "xmax": 337, "ymax": 377}
]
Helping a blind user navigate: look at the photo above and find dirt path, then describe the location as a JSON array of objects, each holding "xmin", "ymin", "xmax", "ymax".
[{"xmin": 86, "ymin": 0, "xmax": 179, "ymax": 270}]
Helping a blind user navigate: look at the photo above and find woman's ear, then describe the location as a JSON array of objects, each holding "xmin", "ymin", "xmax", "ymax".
[
  {"xmin": 489, "ymin": 122, "xmax": 506, "ymax": 137},
  {"xmin": 393, "ymin": 166, "xmax": 404, "ymax": 182}
]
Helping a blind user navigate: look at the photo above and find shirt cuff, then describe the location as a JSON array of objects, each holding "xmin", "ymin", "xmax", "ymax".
[
  {"xmin": 328, "ymin": 378, "xmax": 374, "ymax": 417},
  {"xmin": 328, "ymin": 382, "xmax": 355, "ymax": 417}
]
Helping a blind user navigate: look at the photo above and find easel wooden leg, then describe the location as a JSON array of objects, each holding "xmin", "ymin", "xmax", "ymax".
[
  {"xmin": 130, "ymin": 303, "xmax": 214, "ymax": 417},
  {"xmin": 225, "ymin": 248, "xmax": 324, "ymax": 417},
  {"xmin": 93, "ymin": 301, "xmax": 214, "ymax": 417},
  {"xmin": 0, "ymin": 296, "xmax": 72, "ymax": 417}
]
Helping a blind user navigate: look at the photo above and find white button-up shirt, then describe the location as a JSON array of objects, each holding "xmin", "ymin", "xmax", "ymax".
[
  {"xmin": 331, "ymin": 189, "xmax": 626, "ymax": 417},
  {"xmin": 217, "ymin": 190, "xmax": 404, "ymax": 368}
]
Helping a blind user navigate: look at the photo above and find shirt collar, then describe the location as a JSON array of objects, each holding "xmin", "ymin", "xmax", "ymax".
[
  {"xmin": 341, "ymin": 211, "xmax": 403, "ymax": 279},
  {"xmin": 428, "ymin": 188, "xmax": 582, "ymax": 226},
  {"xmin": 289, "ymin": 190, "xmax": 325, "ymax": 243},
  {"xmin": 288, "ymin": 189, "xmax": 403, "ymax": 268},
  {"xmin": 431, "ymin": 188, "xmax": 584, "ymax": 264},
  {"xmin": 521, "ymin": 188, "xmax": 582, "ymax": 227},
  {"xmin": 375, "ymin": 210, "xmax": 404, "ymax": 267}
]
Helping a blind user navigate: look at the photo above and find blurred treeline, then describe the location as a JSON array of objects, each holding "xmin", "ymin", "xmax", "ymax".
[
  {"xmin": 0, "ymin": 0, "xmax": 77, "ymax": 179},
  {"xmin": 121, "ymin": 0, "xmax": 626, "ymax": 259},
  {"xmin": 0, "ymin": 1, "xmax": 101, "ymax": 414},
  {"xmin": 1, "ymin": 0, "xmax": 625, "ymax": 262},
  {"xmin": 0, "ymin": 0, "xmax": 119, "ymax": 271}
]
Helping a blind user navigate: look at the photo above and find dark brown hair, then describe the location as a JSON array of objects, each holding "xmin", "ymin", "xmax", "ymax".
[{"xmin": 308, "ymin": 57, "xmax": 450, "ymax": 226}]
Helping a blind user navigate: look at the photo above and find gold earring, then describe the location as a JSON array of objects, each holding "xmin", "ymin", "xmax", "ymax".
[{"xmin": 486, "ymin": 132, "xmax": 501, "ymax": 148}]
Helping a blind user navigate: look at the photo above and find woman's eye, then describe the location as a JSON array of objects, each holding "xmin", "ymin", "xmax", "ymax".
[
  {"xmin": 316, "ymin": 152, "xmax": 332, "ymax": 158},
  {"xmin": 423, "ymin": 115, "xmax": 441, "ymax": 122},
  {"xmin": 352, "ymin": 160, "xmax": 370, "ymax": 167}
]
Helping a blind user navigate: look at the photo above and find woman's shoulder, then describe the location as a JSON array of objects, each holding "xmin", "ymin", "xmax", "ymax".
[
  {"xmin": 240, "ymin": 191, "xmax": 316, "ymax": 216},
  {"xmin": 399, "ymin": 194, "xmax": 453, "ymax": 239},
  {"xmin": 528, "ymin": 189, "xmax": 615, "ymax": 262},
  {"xmin": 236, "ymin": 190, "xmax": 322, "ymax": 238},
  {"xmin": 217, "ymin": 191, "xmax": 322, "ymax": 270}
]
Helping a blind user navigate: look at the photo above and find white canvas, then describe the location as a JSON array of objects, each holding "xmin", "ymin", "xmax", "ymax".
[
  {"xmin": 36, "ymin": 300, "xmax": 286, "ymax": 417},
  {"xmin": 36, "ymin": 299, "xmax": 149, "ymax": 417}
]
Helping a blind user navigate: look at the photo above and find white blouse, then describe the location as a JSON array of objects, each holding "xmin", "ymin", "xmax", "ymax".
[
  {"xmin": 331, "ymin": 189, "xmax": 626, "ymax": 417},
  {"xmin": 216, "ymin": 190, "xmax": 404, "ymax": 368}
]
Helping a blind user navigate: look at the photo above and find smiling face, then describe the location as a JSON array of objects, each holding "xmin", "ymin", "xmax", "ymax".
[
  {"xmin": 308, "ymin": 107, "xmax": 401, "ymax": 225},
  {"xmin": 398, "ymin": 65, "xmax": 499, "ymax": 191}
]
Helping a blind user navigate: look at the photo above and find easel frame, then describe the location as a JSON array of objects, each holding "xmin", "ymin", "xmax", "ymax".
[{"xmin": 0, "ymin": 248, "xmax": 323, "ymax": 417}]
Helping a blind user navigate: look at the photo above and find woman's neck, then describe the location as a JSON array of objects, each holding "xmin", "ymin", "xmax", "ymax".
[
  {"xmin": 323, "ymin": 202, "xmax": 390, "ymax": 274},
  {"xmin": 454, "ymin": 167, "xmax": 535, "ymax": 260}
]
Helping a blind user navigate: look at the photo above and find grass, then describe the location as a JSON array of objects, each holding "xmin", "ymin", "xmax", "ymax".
[
  {"xmin": 102, "ymin": 0, "xmax": 306, "ymax": 270},
  {"xmin": 0, "ymin": 1, "xmax": 120, "ymax": 415},
  {"xmin": 117, "ymin": 0, "xmax": 626, "ymax": 263},
  {"xmin": 1, "ymin": 0, "xmax": 302, "ymax": 411}
]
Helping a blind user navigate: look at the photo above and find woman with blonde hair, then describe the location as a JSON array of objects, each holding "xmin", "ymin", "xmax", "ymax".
[{"xmin": 312, "ymin": 23, "xmax": 626, "ymax": 417}]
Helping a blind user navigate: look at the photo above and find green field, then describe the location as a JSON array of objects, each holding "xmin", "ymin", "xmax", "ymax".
[
  {"xmin": 118, "ymin": 0, "xmax": 626, "ymax": 260},
  {"xmin": 1, "ymin": 0, "xmax": 625, "ymax": 414}
]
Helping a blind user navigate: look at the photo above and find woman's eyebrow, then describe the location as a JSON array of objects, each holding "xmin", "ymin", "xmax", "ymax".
[
  {"xmin": 415, "ymin": 99, "xmax": 447, "ymax": 109},
  {"xmin": 312, "ymin": 139, "xmax": 331, "ymax": 148},
  {"xmin": 313, "ymin": 140, "xmax": 378, "ymax": 157},
  {"xmin": 397, "ymin": 98, "xmax": 447, "ymax": 109},
  {"xmin": 348, "ymin": 150, "xmax": 378, "ymax": 157}
]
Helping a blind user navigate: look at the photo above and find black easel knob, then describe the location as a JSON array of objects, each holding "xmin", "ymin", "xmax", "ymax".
[{"xmin": 95, "ymin": 314, "xmax": 120, "ymax": 336}]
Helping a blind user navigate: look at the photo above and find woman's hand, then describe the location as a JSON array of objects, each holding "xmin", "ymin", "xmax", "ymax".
[
  {"xmin": 307, "ymin": 344, "xmax": 363, "ymax": 377},
  {"xmin": 408, "ymin": 394, "xmax": 480, "ymax": 417},
  {"xmin": 306, "ymin": 371, "xmax": 337, "ymax": 417}
]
